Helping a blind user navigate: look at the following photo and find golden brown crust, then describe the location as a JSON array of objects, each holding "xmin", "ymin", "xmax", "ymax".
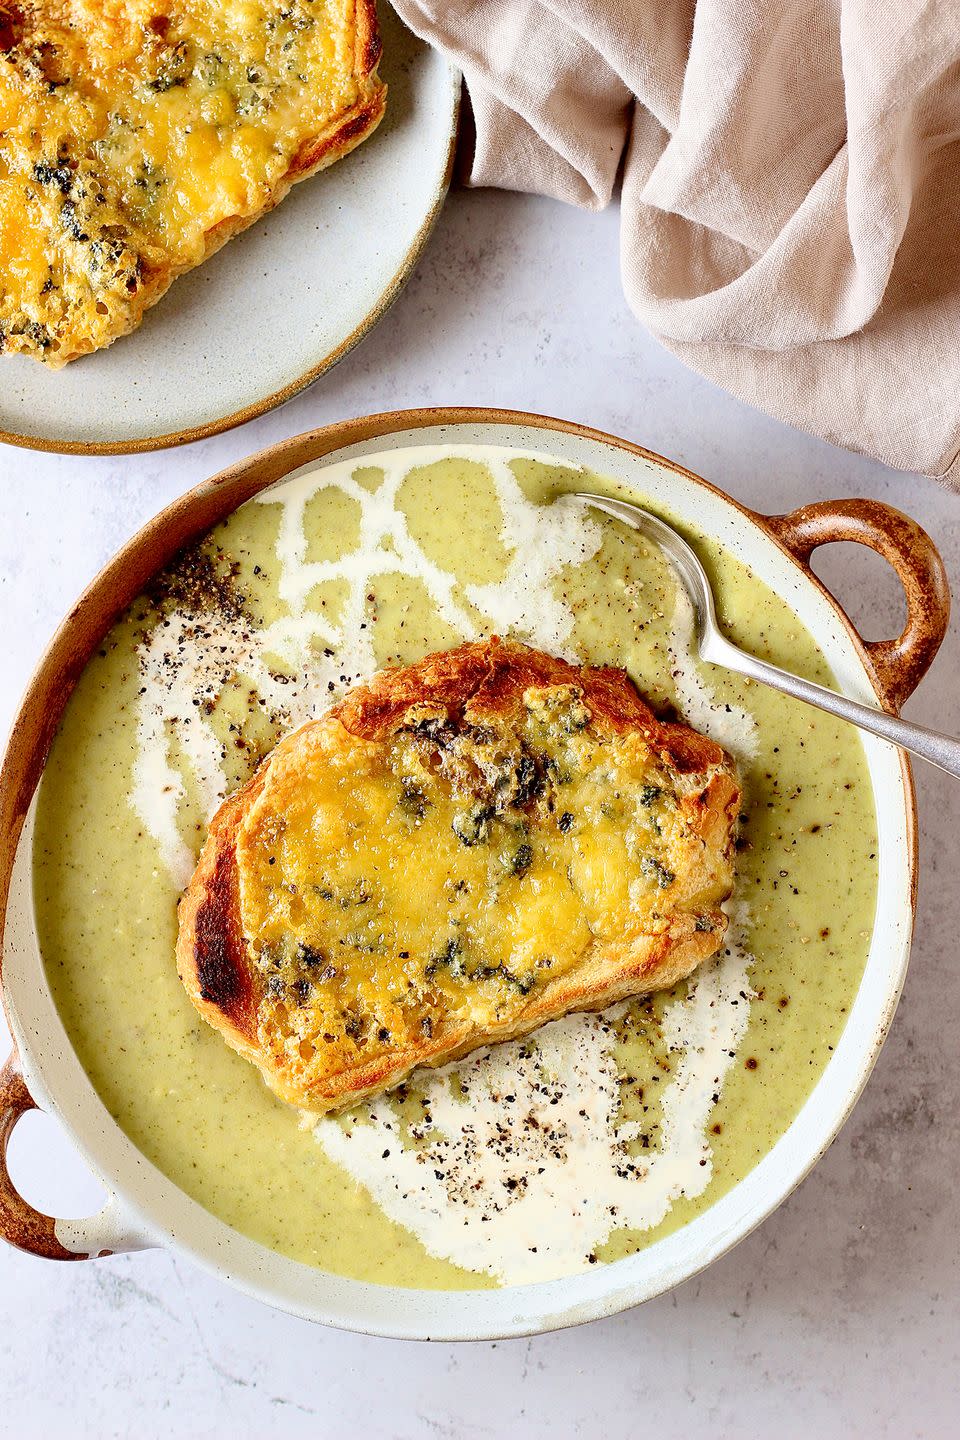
[
  {"xmin": 333, "ymin": 639, "xmax": 727, "ymax": 775},
  {"xmin": 354, "ymin": 0, "xmax": 383, "ymax": 78},
  {"xmin": 287, "ymin": 89, "xmax": 387, "ymax": 182},
  {"xmin": 50, "ymin": 84, "xmax": 387, "ymax": 368},
  {"xmin": 177, "ymin": 770, "xmax": 265, "ymax": 1063},
  {"xmin": 177, "ymin": 640, "xmax": 741, "ymax": 1113}
]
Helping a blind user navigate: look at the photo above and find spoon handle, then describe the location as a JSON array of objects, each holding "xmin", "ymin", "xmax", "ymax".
[{"xmin": 704, "ymin": 632, "xmax": 960, "ymax": 780}]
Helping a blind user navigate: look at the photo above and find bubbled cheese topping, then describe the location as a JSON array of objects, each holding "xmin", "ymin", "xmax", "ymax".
[
  {"xmin": 0, "ymin": 0, "xmax": 378, "ymax": 362},
  {"xmin": 235, "ymin": 681, "xmax": 734, "ymax": 1081}
]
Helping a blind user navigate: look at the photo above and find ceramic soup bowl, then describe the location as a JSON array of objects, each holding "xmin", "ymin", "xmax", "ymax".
[{"xmin": 0, "ymin": 410, "xmax": 949, "ymax": 1338}]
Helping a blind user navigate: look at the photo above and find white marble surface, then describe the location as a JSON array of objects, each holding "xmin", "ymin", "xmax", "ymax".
[{"xmin": 2, "ymin": 189, "xmax": 959, "ymax": 1438}]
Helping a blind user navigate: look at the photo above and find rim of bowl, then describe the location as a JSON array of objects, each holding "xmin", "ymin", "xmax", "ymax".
[{"xmin": 0, "ymin": 407, "xmax": 918, "ymax": 1338}]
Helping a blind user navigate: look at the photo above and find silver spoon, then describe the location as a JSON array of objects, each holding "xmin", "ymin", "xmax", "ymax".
[{"xmin": 575, "ymin": 493, "xmax": 960, "ymax": 779}]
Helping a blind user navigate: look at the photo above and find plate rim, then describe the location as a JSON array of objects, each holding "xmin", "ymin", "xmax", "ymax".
[{"xmin": 0, "ymin": 64, "xmax": 461, "ymax": 458}]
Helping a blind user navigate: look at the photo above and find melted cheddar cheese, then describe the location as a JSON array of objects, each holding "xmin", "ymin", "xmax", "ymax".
[
  {"xmin": 0, "ymin": 0, "xmax": 383, "ymax": 363},
  {"xmin": 235, "ymin": 684, "xmax": 736, "ymax": 1084}
]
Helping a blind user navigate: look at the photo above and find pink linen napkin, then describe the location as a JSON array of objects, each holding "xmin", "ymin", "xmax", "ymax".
[{"xmin": 392, "ymin": 0, "xmax": 960, "ymax": 481}]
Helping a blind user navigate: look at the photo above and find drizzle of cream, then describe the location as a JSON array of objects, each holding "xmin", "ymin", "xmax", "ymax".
[
  {"xmin": 130, "ymin": 609, "xmax": 311, "ymax": 891},
  {"xmin": 130, "ymin": 444, "xmax": 602, "ymax": 887},
  {"xmin": 256, "ymin": 444, "xmax": 602, "ymax": 673},
  {"xmin": 318, "ymin": 915, "xmax": 753, "ymax": 1286},
  {"xmin": 128, "ymin": 441, "xmax": 756, "ymax": 1285},
  {"xmin": 131, "ymin": 611, "xmax": 254, "ymax": 890},
  {"xmin": 315, "ymin": 552, "xmax": 756, "ymax": 1285},
  {"xmin": 668, "ymin": 587, "xmax": 759, "ymax": 763},
  {"xmin": 461, "ymin": 452, "xmax": 596, "ymax": 655}
]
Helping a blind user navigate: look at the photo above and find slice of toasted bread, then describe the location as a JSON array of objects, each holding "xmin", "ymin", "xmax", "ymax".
[
  {"xmin": 177, "ymin": 640, "xmax": 741, "ymax": 1113},
  {"xmin": 0, "ymin": 0, "xmax": 385, "ymax": 365}
]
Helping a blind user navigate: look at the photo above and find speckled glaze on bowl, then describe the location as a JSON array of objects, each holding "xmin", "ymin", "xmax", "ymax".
[
  {"xmin": 0, "ymin": 409, "xmax": 950, "ymax": 1339},
  {"xmin": 0, "ymin": 13, "xmax": 460, "ymax": 456}
]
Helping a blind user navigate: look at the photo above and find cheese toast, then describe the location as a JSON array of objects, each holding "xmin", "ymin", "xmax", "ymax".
[
  {"xmin": 0, "ymin": 0, "xmax": 385, "ymax": 365},
  {"xmin": 177, "ymin": 640, "xmax": 742, "ymax": 1114}
]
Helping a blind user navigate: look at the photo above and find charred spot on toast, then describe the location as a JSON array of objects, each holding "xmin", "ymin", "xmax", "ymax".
[
  {"xmin": 189, "ymin": 835, "xmax": 256, "ymax": 1033},
  {"xmin": 0, "ymin": 6, "xmax": 25, "ymax": 54}
]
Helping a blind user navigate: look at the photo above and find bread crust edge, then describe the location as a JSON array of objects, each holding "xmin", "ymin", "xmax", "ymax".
[
  {"xmin": 177, "ymin": 640, "xmax": 742, "ymax": 1113},
  {"xmin": 34, "ymin": 2, "xmax": 387, "ymax": 368}
]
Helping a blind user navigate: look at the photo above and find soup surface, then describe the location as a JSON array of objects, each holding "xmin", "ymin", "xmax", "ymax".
[{"xmin": 33, "ymin": 446, "xmax": 878, "ymax": 1287}]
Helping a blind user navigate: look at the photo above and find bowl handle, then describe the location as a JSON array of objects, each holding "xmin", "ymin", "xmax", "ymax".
[
  {"xmin": 759, "ymin": 499, "xmax": 950, "ymax": 712},
  {"xmin": 0, "ymin": 1051, "xmax": 153, "ymax": 1261}
]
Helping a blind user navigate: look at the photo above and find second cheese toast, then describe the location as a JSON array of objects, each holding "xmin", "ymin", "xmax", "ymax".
[
  {"xmin": 177, "ymin": 640, "xmax": 742, "ymax": 1113},
  {"xmin": 0, "ymin": 0, "xmax": 385, "ymax": 365}
]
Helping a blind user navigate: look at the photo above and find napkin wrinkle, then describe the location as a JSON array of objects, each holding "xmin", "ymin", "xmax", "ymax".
[{"xmin": 395, "ymin": 0, "xmax": 960, "ymax": 478}]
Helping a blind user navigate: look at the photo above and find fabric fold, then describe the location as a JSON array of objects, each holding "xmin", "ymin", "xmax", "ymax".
[{"xmin": 394, "ymin": 0, "xmax": 960, "ymax": 480}]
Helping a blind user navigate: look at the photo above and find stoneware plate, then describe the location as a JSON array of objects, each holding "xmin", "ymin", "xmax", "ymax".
[
  {"xmin": 0, "ymin": 410, "xmax": 950, "ymax": 1339},
  {"xmin": 0, "ymin": 11, "xmax": 459, "ymax": 456}
]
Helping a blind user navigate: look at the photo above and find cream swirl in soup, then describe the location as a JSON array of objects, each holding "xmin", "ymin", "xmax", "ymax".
[{"xmin": 33, "ymin": 447, "xmax": 877, "ymax": 1287}]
